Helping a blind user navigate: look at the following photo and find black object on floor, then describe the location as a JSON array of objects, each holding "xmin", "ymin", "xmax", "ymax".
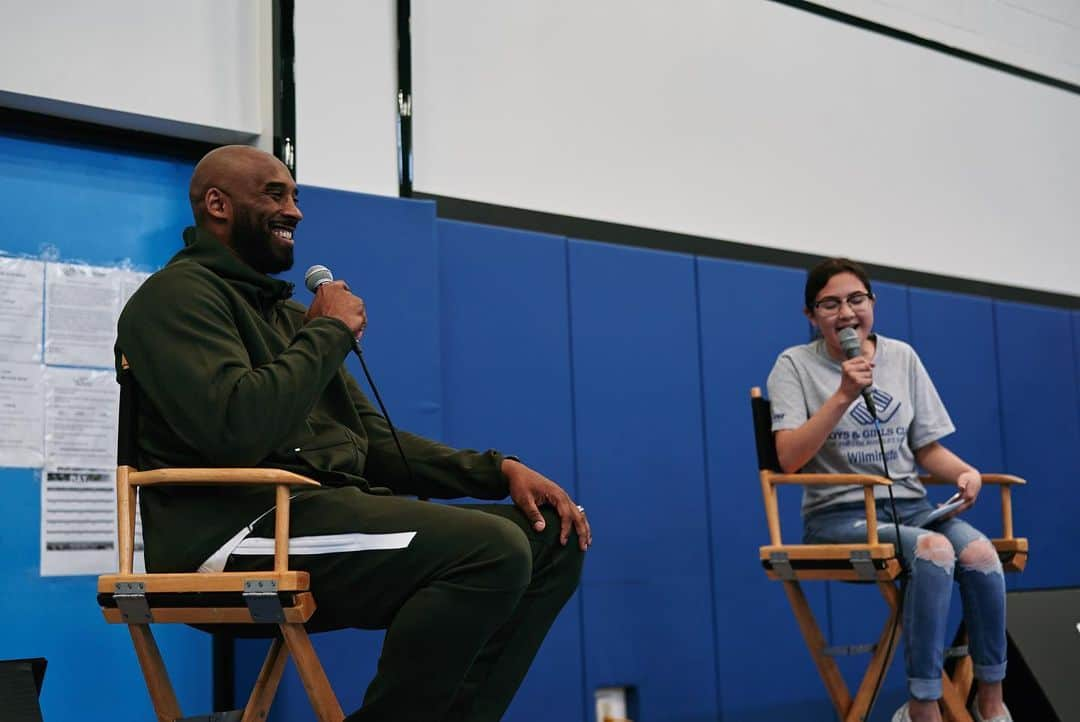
[
  {"xmin": 0, "ymin": 657, "xmax": 47, "ymax": 722},
  {"xmin": 1003, "ymin": 587, "xmax": 1080, "ymax": 722}
]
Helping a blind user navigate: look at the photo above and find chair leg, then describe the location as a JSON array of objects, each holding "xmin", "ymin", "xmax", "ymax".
[
  {"xmin": 847, "ymin": 582, "xmax": 903, "ymax": 722},
  {"xmin": 242, "ymin": 637, "xmax": 290, "ymax": 722},
  {"xmin": 948, "ymin": 627, "xmax": 975, "ymax": 704},
  {"xmin": 279, "ymin": 622, "xmax": 345, "ymax": 722},
  {"xmin": 939, "ymin": 677, "xmax": 973, "ymax": 722},
  {"xmin": 781, "ymin": 581, "xmax": 853, "ymax": 719},
  {"xmin": 128, "ymin": 624, "xmax": 182, "ymax": 721}
]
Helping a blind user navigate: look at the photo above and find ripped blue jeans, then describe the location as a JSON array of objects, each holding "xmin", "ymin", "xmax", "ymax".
[{"xmin": 804, "ymin": 498, "xmax": 1007, "ymax": 700}]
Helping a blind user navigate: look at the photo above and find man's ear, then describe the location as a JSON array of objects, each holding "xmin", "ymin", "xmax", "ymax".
[{"xmin": 204, "ymin": 187, "xmax": 230, "ymax": 221}]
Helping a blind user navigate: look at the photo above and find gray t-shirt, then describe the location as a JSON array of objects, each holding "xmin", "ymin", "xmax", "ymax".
[{"xmin": 766, "ymin": 334, "xmax": 955, "ymax": 516}]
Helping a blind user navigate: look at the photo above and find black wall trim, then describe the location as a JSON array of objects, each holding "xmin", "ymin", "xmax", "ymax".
[
  {"xmin": 396, "ymin": 0, "xmax": 413, "ymax": 197},
  {"xmin": 416, "ymin": 192, "xmax": 1080, "ymax": 310},
  {"xmin": 0, "ymin": 107, "xmax": 214, "ymax": 161},
  {"xmin": 272, "ymin": 0, "xmax": 297, "ymax": 176},
  {"xmin": 768, "ymin": 0, "xmax": 1080, "ymax": 97}
]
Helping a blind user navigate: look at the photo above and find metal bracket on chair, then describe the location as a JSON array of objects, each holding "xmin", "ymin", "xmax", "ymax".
[
  {"xmin": 945, "ymin": 644, "xmax": 969, "ymax": 659},
  {"xmin": 176, "ymin": 712, "xmax": 243, "ymax": 722},
  {"xmin": 114, "ymin": 581, "xmax": 152, "ymax": 623},
  {"xmin": 849, "ymin": 550, "xmax": 877, "ymax": 581},
  {"xmin": 769, "ymin": 551, "xmax": 795, "ymax": 581},
  {"xmin": 824, "ymin": 643, "xmax": 877, "ymax": 657},
  {"xmin": 243, "ymin": 579, "xmax": 285, "ymax": 623}
]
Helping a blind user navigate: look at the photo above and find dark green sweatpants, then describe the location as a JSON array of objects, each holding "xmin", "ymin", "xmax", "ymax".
[{"xmin": 223, "ymin": 486, "xmax": 584, "ymax": 722}]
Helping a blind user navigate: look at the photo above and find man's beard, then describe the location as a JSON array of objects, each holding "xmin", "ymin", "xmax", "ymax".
[{"xmin": 232, "ymin": 212, "xmax": 294, "ymax": 274}]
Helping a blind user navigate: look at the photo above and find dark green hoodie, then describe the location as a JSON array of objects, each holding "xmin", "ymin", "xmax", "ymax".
[{"xmin": 116, "ymin": 226, "xmax": 509, "ymax": 572}]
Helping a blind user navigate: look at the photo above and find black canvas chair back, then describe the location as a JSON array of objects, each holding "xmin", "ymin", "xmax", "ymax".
[{"xmin": 750, "ymin": 391, "xmax": 781, "ymax": 473}]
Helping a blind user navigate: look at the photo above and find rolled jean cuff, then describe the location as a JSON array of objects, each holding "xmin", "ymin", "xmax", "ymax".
[
  {"xmin": 909, "ymin": 677, "xmax": 942, "ymax": 701},
  {"xmin": 975, "ymin": 661, "xmax": 1007, "ymax": 683}
]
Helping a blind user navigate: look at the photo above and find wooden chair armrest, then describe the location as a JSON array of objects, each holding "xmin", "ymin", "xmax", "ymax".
[
  {"xmin": 768, "ymin": 472, "xmax": 892, "ymax": 486},
  {"xmin": 129, "ymin": 467, "xmax": 321, "ymax": 487},
  {"xmin": 981, "ymin": 474, "xmax": 1026, "ymax": 485},
  {"xmin": 919, "ymin": 473, "xmax": 1025, "ymax": 486},
  {"xmin": 115, "ymin": 467, "xmax": 319, "ymax": 576},
  {"xmin": 760, "ymin": 471, "xmax": 888, "ymax": 547},
  {"xmin": 920, "ymin": 470, "xmax": 1028, "ymax": 487}
]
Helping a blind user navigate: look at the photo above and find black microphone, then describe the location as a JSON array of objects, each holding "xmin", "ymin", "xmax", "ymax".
[
  {"xmin": 838, "ymin": 327, "xmax": 876, "ymax": 419},
  {"xmin": 304, "ymin": 264, "xmax": 334, "ymax": 293}
]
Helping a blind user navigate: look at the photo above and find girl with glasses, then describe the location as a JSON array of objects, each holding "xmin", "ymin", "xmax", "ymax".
[{"xmin": 766, "ymin": 258, "xmax": 1010, "ymax": 722}]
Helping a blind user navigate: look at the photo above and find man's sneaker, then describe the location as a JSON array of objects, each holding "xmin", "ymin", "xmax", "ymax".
[{"xmin": 890, "ymin": 704, "xmax": 910, "ymax": 722}]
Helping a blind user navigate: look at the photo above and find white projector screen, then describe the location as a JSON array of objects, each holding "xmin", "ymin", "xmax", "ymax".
[
  {"xmin": 412, "ymin": 0, "xmax": 1080, "ymax": 296},
  {"xmin": 0, "ymin": 1, "xmax": 270, "ymax": 145}
]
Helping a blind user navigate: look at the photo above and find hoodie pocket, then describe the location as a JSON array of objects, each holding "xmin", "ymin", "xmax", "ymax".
[{"xmin": 291, "ymin": 430, "xmax": 362, "ymax": 475}]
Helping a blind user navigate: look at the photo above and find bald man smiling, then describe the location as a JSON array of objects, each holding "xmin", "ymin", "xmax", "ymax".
[{"xmin": 116, "ymin": 145, "xmax": 589, "ymax": 722}]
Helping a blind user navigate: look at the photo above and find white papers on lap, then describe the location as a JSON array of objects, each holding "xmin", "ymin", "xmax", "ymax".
[
  {"xmin": 44, "ymin": 367, "xmax": 119, "ymax": 469},
  {"xmin": 0, "ymin": 362, "xmax": 45, "ymax": 467},
  {"xmin": 0, "ymin": 257, "xmax": 44, "ymax": 362},
  {"xmin": 45, "ymin": 262, "xmax": 121, "ymax": 368}
]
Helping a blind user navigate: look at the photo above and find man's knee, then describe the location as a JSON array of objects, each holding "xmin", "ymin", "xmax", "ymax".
[
  {"xmin": 468, "ymin": 513, "xmax": 534, "ymax": 592},
  {"xmin": 533, "ymin": 507, "xmax": 585, "ymax": 593}
]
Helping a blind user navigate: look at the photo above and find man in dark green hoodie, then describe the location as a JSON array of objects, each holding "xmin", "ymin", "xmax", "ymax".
[{"xmin": 116, "ymin": 145, "xmax": 589, "ymax": 722}]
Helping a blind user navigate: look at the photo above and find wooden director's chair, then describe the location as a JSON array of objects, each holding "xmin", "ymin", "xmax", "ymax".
[
  {"xmin": 96, "ymin": 359, "xmax": 345, "ymax": 722},
  {"xmin": 750, "ymin": 387, "xmax": 1028, "ymax": 722}
]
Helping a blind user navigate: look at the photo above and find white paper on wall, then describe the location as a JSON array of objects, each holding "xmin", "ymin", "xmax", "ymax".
[
  {"xmin": 40, "ymin": 465, "xmax": 116, "ymax": 576},
  {"xmin": 0, "ymin": 257, "xmax": 45, "ymax": 363},
  {"xmin": 44, "ymin": 262, "xmax": 122, "ymax": 368},
  {"xmin": 44, "ymin": 366, "xmax": 118, "ymax": 469},
  {"xmin": 118, "ymin": 268, "xmax": 152, "ymax": 309},
  {"xmin": 0, "ymin": 361, "xmax": 45, "ymax": 467},
  {"xmin": 39, "ymin": 464, "xmax": 144, "ymax": 576}
]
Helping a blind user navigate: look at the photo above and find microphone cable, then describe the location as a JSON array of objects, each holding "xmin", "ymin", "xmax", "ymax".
[
  {"xmin": 350, "ymin": 341, "xmax": 416, "ymax": 490},
  {"xmin": 304, "ymin": 264, "xmax": 415, "ymax": 489},
  {"xmin": 835, "ymin": 327, "xmax": 906, "ymax": 717},
  {"xmin": 864, "ymin": 407, "xmax": 908, "ymax": 720}
]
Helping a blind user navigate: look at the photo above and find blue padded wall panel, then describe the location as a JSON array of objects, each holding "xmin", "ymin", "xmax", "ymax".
[
  {"xmin": 909, "ymin": 290, "xmax": 1003, "ymax": 474},
  {"xmin": 280, "ymin": 187, "xmax": 442, "ymax": 440},
  {"xmin": 437, "ymin": 220, "xmax": 576, "ymax": 488},
  {"xmin": 871, "ymin": 281, "xmax": 911, "ymax": 342},
  {"xmin": 1075, "ymin": 312, "xmax": 1080, "ymax": 431},
  {"xmin": 1, "ymin": 131, "xmax": 209, "ymax": 721},
  {"xmin": 1, "ymin": 132, "xmax": 194, "ymax": 267},
  {"xmin": 995, "ymin": 302, "xmax": 1080, "ymax": 590},
  {"xmin": 438, "ymin": 220, "xmax": 584, "ymax": 722},
  {"xmin": 568, "ymin": 240, "xmax": 717, "ymax": 721},
  {"xmin": 909, "ymin": 289, "xmax": 1007, "ymax": 546},
  {"xmin": 696, "ymin": 257, "xmax": 834, "ymax": 720}
]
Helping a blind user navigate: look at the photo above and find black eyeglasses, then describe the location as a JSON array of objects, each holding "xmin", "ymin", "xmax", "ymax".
[{"xmin": 814, "ymin": 292, "xmax": 873, "ymax": 313}]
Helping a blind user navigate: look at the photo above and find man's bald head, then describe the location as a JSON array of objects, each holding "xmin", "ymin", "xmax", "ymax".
[
  {"xmin": 187, "ymin": 145, "xmax": 302, "ymax": 274},
  {"xmin": 189, "ymin": 145, "xmax": 288, "ymax": 225}
]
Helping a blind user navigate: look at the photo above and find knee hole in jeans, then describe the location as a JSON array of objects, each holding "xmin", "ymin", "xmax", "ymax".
[
  {"xmin": 914, "ymin": 532, "xmax": 955, "ymax": 574},
  {"xmin": 958, "ymin": 538, "xmax": 1002, "ymax": 575}
]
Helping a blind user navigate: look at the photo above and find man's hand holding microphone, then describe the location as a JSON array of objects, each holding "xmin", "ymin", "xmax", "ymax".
[{"xmin": 304, "ymin": 265, "xmax": 367, "ymax": 340}]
